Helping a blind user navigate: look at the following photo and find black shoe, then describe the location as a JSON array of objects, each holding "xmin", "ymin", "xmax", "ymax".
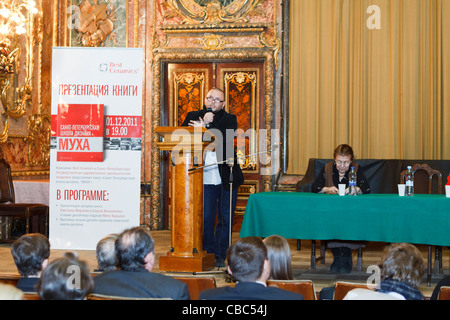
[
  {"xmin": 340, "ymin": 248, "xmax": 353, "ymax": 273},
  {"xmin": 340, "ymin": 257, "xmax": 353, "ymax": 273},
  {"xmin": 215, "ymin": 257, "xmax": 226, "ymax": 268}
]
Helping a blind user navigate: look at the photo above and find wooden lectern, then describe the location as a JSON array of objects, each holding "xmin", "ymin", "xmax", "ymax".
[{"xmin": 155, "ymin": 126, "xmax": 215, "ymax": 272}]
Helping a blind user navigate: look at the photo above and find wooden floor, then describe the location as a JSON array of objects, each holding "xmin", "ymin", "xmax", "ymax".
[{"xmin": 1, "ymin": 230, "xmax": 447, "ymax": 298}]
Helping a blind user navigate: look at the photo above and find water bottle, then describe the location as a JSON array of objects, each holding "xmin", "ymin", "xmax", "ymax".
[
  {"xmin": 405, "ymin": 166, "xmax": 414, "ymax": 196},
  {"xmin": 349, "ymin": 167, "xmax": 357, "ymax": 196}
]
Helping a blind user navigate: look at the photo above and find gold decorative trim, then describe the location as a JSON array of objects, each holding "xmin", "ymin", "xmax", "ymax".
[
  {"xmin": 150, "ymin": 49, "xmax": 274, "ymax": 229},
  {"xmin": 200, "ymin": 34, "xmax": 227, "ymax": 50},
  {"xmin": 11, "ymin": 170, "xmax": 50, "ymax": 177},
  {"xmin": 1, "ymin": 0, "xmax": 44, "ymax": 145},
  {"xmin": 25, "ymin": 112, "xmax": 51, "ymax": 167},
  {"xmin": 160, "ymin": 22, "xmax": 268, "ymax": 33}
]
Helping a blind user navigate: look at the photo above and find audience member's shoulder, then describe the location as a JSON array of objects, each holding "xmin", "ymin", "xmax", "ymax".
[
  {"xmin": 344, "ymin": 288, "xmax": 405, "ymax": 300},
  {"xmin": 198, "ymin": 287, "xmax": 230, "ymax": 300}
]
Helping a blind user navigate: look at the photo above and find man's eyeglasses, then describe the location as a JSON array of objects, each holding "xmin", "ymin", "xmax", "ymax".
[
  {"xmin": 206, "ymin": 96, "xmax": 224, "ymax": 103},
  {"xmin": 336, "ymin": 161, "xmax": 351, "ymax": 166}
]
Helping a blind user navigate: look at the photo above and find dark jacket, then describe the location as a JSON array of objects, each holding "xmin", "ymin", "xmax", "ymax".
[
  {"xmin": 16, "ymin": 277, "xmax": 39, "ymax": 293},
  {"xmin": 182, "ymin": 106, "xmax": 244, "ymax": 189}
]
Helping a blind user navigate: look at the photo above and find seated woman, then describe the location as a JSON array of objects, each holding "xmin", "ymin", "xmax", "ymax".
[{"xmin": 311, "ymin": 144, "xmax": 370, "ymax": 274}]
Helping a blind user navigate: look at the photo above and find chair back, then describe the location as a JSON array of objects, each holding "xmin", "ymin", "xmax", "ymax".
[
  {"xmin": 171, "ymin": 275, "xmax": 217, "ymax": 300},
  {"xmin": 0, "ymin": 273, "xmax": 21, "ymax": 286},
  {"xmin": 267, "ymin": 279, "xmax": 317, "ymax": 300},
  {"xmin": 400, "ymin": 163, "xmax": 443, "ymax": 194},
  {"xmin": 0, "ymin": 159, "xmax": 15, "ymax": 203},
  {"xmin": 333, "ymin": 281, "xmax": 372, "ymax": 300},
  {"xmin": 438, "ymin": 286, "xmax": 450, "ymax": 300}
]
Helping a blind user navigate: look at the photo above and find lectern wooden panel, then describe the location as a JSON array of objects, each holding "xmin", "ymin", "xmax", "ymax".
[{"xmin": 155, "ymin": 126, "xmax": 215, "ymax": 272}]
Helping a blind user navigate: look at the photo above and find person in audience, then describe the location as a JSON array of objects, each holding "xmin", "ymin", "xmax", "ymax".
[
  {"xmin": 10, "ymin": 233, "xmax": 50, "ymax": 292},
  {"xmin": 0, "ymin": 283, "xmax": 24, "ymax": 300},
  {"xmin": 36, "ymin": 252, "xmax": 94, "ymax": 300},
  {"xmin": 263, "ymin": 235, "xmax": 293, "ymax": 280},
  {"xmin": 94, "ymin": 233, "xmax": 119, "ymax": 272},
  {"xmin": 199, "ymin": 237, "xmax": 303, "ymax": 300},
  {"xmin": 344, "ymin": 243, "xmax": 425, "ymax": 300},
  {"xmin": 92, "ymin": 226, "xmax": 189, "ymax": 299},
  {"xmin": 311, "ymin": 144, "xmax": 370, "ymax": 273}
]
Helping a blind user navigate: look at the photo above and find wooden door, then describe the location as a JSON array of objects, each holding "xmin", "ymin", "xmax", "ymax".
[{"xmin": 163, "ymin": 61, "xmax": 265, "ymax": 231}]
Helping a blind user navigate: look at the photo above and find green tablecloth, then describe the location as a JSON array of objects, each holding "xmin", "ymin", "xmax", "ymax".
[{"xmin": 240, "ymin": 192, "xmax": 450, "ymax": 246}]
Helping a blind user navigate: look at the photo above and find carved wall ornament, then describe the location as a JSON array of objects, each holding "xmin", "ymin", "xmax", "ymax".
[
  {"xmin": 0, "ymin": 45, "xmax": 32, "ymax": 143},
  {"xmin": 74, "ymin": 0, "xmax": 117, "ymax": 47},
  {"xmin": 25, "ymin": 112, "xmax": 51, "ymax": 167},
  {"xmin": 200, "ymin": 34, "xmax": 227, "ymax": 50}
]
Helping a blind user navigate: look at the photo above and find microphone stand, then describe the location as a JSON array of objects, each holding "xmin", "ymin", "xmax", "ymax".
[{"xmin": 190, "ymin": 146, "xmax": 277, "ymax": 281}]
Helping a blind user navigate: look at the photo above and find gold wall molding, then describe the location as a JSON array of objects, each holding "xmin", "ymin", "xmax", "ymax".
[
  {"xmin": 0, "ymin": 0, "xmax": 51, "ymax": 177},
  {"xmin": 163, "ymin": 0, "xmax": 266, "ymax": 24},
  {"xmin": 150, "ymin": 49, "xmax": 274, "ymax": 229},
  {"xmin": 156, "ymin": 0, "xmax": 281, "ymax": 69},
  {"xmin": 25, "ymin": 112, "xmax": 51, "ymax": 167}
]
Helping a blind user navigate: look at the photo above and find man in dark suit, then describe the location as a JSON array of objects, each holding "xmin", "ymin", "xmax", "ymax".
[
  {"xmin": 199, "ymin": 237, "xmax": 303, "ymax": 300},
  {"xmin": 182, "ymin": 88, "xmax": 244, "ymax": 267},
  {"xmin": 92, "ymin": 227, "xmax": 189, "ymax": 299}
]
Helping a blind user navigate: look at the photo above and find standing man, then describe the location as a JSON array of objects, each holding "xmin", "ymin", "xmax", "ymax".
[{"xmin": 182, "ymin": 87, "xmax": 244, "ymax": 267}]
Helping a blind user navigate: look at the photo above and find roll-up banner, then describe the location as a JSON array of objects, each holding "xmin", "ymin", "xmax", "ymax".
[{"xmin": 50, "ymin": 47, "xmax": 143, "ymax": 250}]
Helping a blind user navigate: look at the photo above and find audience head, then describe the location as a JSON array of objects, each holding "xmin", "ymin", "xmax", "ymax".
[
  {"xmin": 36, "ymin": 252, "xmax": 93, "ymax": 300},
  {"xmin": 263, "ymin": 235, "xmax": 293, "ymax": 280},
  {"xmin": 115, "ymin": 227, "xmax": 155, "ymax": 272},
  {"xmin": 226, "ymin": 237, "xmax": 270, "ymax": 283},
  {"xmin": 0, "ymin": 283, "xmax": 24, "ymax": 300},
  {"xmin": 380, "ymin": 243, "xmax": 425, "ymax": 289},
  {"xmin": 11, "ymin": 233, "xmax": 50, "ymax": 277},
  {"xmin": 96, "ymin": 233, "xmax": 119, "ymax": 271}
]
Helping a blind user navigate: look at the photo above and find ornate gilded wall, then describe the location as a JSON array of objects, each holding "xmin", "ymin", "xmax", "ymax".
[
  {"xmin": 0, "ymin": 0, "xmax": 51, "ymax": 176},
  {"xmin": 2, "ymin": 0, "xmax": 284, "ymax": 229}
]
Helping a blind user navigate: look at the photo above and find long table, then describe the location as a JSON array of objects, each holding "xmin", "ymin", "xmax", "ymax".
[{"xmin": 240, "ymin": 192, "xmax": 450, "ymax": 285}]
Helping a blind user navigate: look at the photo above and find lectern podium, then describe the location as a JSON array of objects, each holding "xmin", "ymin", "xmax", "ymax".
[{"xmin": 155, "ymin": 126, "xmax": 215, "ymax": 272}]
